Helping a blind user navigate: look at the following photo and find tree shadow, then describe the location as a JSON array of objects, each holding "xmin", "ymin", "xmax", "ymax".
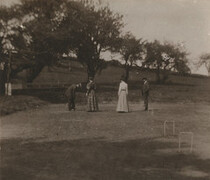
[{"xmin": 1, "ymin": 137, "xmax": 210, "ymax": 180}]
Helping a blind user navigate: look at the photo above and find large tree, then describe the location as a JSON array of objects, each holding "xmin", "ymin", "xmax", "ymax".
[
  {"xmin": 0, "ymin": 0, "xmax": 124, "ymax": 83},
  {"xmin": 69, "ymin": 1, "xmax": 124, "ymax": 78},
  {"xmin": 16, "ymin": 0, "xmax": 79, "ymax": 82},
  {"xmin": 0, "ymin": 0, "xmax": 65, "ymax": 83},
  {"xmin": 119, "ymin": 33, "xmax": 145, "ymax": 81},
  {"xmin": 144, "ymin": 40, "xmax": 190, "ymax": 83},
  {"xmin": 0, "ymin": 5, "xmax": 24, "ymax": 93},
  {"xmin": 19, "ymin": 0, "xmax": 124, "ymax": 80}
]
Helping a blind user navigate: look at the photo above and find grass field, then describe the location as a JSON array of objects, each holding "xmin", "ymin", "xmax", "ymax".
[
  {"xmin": 0, "ymin": 95, "xmax": 47, "ymax": 116},
  {"xmin": 1, "ymin": 102, "xmax": 210, "ymax": 180},
  {"xmin": 1, "ymin": 61, "xmax": 210, "ymax": 180}
]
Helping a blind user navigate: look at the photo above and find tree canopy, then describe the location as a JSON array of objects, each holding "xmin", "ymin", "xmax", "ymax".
[
  {"xmin": 71, "ymin": 1, "xmax": 124, "ymax": 78},
  {"xmin": 0, "ymin": 0, "xmax": 192, "ymax": 87},
  {"xmin": 0, "ymin": 0, "xmax": 124, "ymax": 82},
  {"xmin": 197, "ymin": 53, "xmax": 210, "ymax": 76},
  {"xmin": 144, "ymin": 40, "xmax": 190, "ymax": 83},
  {"xmin": 119, "ymin": 33, "xmax": 145, "ymax": 81}
]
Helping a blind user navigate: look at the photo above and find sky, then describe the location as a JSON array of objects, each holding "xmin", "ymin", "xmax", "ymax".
[{"xmin": 1, "ymin": 0, "xmax": 210, "ymax": 75}]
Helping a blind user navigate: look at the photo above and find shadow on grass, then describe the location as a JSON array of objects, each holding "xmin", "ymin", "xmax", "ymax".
[
  {"xmin": 1, "ymin": 137, "xmax": 209, "ymax": 180},
  {"xmin": 0, "ymin": 95, "xmax": 47, "ymax": 116}
]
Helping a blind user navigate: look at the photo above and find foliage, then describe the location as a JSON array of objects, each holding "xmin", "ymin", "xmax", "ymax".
[
  {"xmin": 0, "ymin": 0, "xmax": 191, "ymax": 86},
  {"xmin": 0, "ymin": 0, "xmax": 124, "ymax": 83},
  {"xmin": 197, "ymin": 53, "xmax": 210, "ymax": 76},
  {"xmin": 70, "ymin": 0, "xmax": 124, "ymax": 78},
  {"xmin": 0, "ymin": 5, "xmax": 26, "ymax": 93},
  {"xmin": 0, "ymin": 0, "xmax": 64, "ymax": 82},
  {"xmin": 16, "ymin": 0, "xmax": 78, "ymax": 82},
  {"xmin": 119, "ymin": 33, "xmax": 145, "ymax": 81},
  {"xmin": 144, "ymin": 40, "xmax": 190, "ymax": 83}
]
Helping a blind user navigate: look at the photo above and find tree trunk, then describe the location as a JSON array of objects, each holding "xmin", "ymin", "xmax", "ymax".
[
  {"xmin": 0, "ymin": 70, "xmax": 6, "ymax": 95},
  {"xmin": 162, "ymin": 68, "xmax": 170, "ymax": 83},
  {"xmin": 125, "ymin": 64, "xmax": 130, "ymax": 82},
  {"xmin": 87, "ymin": 65, "xmax": 95, "ymax": 80},
  {"xmin": 162, "ymin": 73, "xmax": 169, "ymax": 83},
  {"xmin": 156, "ymin": 65, "xmax": 161, "ymax": 83}
]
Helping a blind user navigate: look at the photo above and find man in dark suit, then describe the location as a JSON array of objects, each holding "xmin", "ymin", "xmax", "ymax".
[
  {"xmin": 142, "ymin": 78, "xmax": 150, "ymax": 111},
  {"xmin": 65, "ymin": 83, "xmax": 82, "ymax": 111}
]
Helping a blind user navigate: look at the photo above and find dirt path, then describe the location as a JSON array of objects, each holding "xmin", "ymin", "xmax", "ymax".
[{"xmin": 1, "ymin": 102, "xmax": 210, "ymax": 180}]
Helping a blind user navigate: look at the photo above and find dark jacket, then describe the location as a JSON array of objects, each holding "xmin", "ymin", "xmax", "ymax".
[
  {"xmin": 142, "ymin": 81, "xmax": 150, "ymax": 96},
  {"xmin": 65, "ymin": 84, "xmax": 77, "ymax": 99}
]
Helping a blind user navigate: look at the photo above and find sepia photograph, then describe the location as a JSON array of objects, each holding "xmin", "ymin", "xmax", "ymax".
[{"xmin": 0, "ymin": 0, "xmax": 210, "ymax": 179}]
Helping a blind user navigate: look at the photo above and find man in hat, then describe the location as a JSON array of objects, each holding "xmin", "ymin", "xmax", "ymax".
[
  {"xmin": 142, "ymin": 78, "xmax": 150, "ymax": 111},
  {"xmin": 65, "ymin": 83, "xmax": 82, "ymax": 111}
]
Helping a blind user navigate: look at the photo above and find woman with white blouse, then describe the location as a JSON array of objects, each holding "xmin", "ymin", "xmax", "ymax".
[{"xmin": 116, "ymin": 76, "xmax": 129, "ymax": 112}]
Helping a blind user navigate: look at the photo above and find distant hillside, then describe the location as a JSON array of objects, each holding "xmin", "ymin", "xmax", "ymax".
[
  {"xmin": 30, "ymin": 60, "xmax": 208, "ymax": 86},
  {"xmin": 12, "ymin": 59, "xmax": 210, "ymax": 104},
  {"xmin": 14, "ymin": 59, "xmax": 209, "ymax": 88}
]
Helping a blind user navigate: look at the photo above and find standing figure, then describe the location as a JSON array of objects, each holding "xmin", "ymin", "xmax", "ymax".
[
  {"xmin": 65, "ymin": 83, "xmax": 81, "ymax": 111},
  {"xmin": 116, "ymin": 76, "xmax": 129, "ymax": 112},
  {"xmin": 86, "ymin": 77, "xmax": 99, "ymax": 112},
  {"xmin": 142, "ymin": 78, "xmax": 150, "ymax": 111}
]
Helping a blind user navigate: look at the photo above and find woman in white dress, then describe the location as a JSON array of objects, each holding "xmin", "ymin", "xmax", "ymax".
[{"xmin": 116, "ymin": 77, "xmax": 129, "ymax": 112}]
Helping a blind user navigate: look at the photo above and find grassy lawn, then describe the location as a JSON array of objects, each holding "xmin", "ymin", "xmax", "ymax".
[
  {"xmin": 0, "ymin": 95, "xmax": 47, "ymax": 116},
  {"xmin": 1, "ymin": 103, "xmax": 210, "ymax": 180},
  {"xmin": 1, "ymin": 62, "xmax": 210, "ymax": 179}
]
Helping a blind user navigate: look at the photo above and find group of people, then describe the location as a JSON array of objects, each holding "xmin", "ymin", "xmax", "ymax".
[{"xmin": 64, "ymin": 76, "xmax": 150, "ymax": 112}]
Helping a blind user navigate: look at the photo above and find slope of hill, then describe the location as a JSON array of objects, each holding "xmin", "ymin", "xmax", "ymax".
[
  {"xmin": 32, "ymin": 60, "xmax": 208, "ymax": 85},
  {"xmin": 2, "ymin": 60, "xmax": 210, "ymax": 115},
  {"xmin": 12, "ymin": 60, "xmax": 210, "ymax": 104}
]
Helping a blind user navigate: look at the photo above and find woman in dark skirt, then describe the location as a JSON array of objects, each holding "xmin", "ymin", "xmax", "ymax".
[{"xmin": 86, "ymin": 77, "xmax": 99, "ymax": 112}]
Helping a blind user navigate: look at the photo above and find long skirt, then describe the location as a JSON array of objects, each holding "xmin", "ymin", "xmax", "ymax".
[
  {"xmin": 87, "ymin": 90, "xmax": 99, "ymax": 112},
  {"xmin": 116, "ymin": 91, "xmax": 129, "ymax": 112}
]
